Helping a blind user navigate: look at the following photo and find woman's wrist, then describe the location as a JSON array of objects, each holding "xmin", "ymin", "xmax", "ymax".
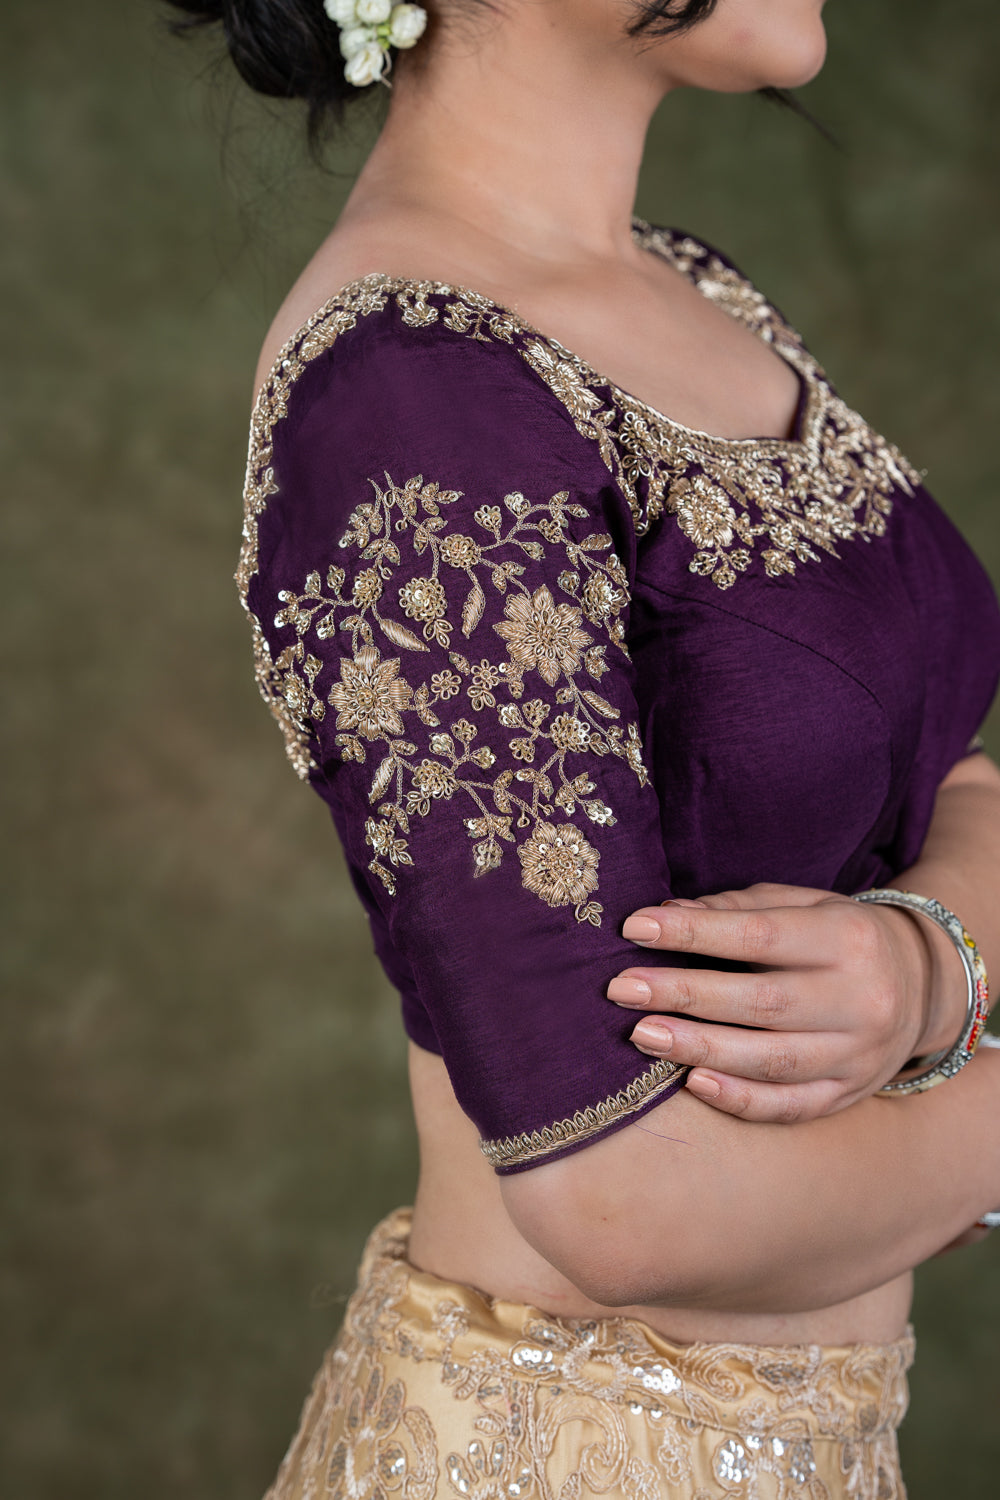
[{"xmin": 855, "ymin": 884, "xmax": 990, "ymax": 1096}]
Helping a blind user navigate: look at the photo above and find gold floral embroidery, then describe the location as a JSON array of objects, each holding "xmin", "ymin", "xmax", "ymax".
[
  {"xmin": 328, "ymin": 646, "xmax": 412, "ymax": 739},
  {"xmin": 272, "ymin": 474, "xmax": 648, "ymax": 925},
  {"xmin": 515, "ymin": 222, "xmax": 925, "ymax": 590},
  {"xmin": 263, "ymin": 1208, "xmax": 914, "ymax": 1500},
  {"xmin": 611, "ymin": 384, "xmax": 920, "ymax": 591},
  {"xmin": 324, "ymin": 1361, "xmax": 437, "ymax": 1500},
  {"xmin": 239, "ymin": 222, "xmax": 924, "ymax": 778},
  {"xmin": 517, "ymin": 820, "xmax": 600, "ymax": 909},
  {"xmin": 493, "ymin": 586, "xmax": 593, "ymax": 686}
]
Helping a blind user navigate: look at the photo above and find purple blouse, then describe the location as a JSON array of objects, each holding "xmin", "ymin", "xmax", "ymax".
[{"xmin": 239, "ymin": 221, "xmax": 1000, "ymax": 1174}]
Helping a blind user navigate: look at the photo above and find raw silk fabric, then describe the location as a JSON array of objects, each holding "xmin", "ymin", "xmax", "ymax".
[
  {"xmin": 263, "ymin": 1209, "xmax": 914, "ymax": 1500},
  {"xmin": 239, "ymin": 222, "xmax": 1000, "ymax": 1171}
]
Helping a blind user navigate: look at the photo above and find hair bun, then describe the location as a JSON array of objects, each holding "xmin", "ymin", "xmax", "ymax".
[{"xmin": 167, "ymin": 0, "xmax": 351, "ymax": 139}]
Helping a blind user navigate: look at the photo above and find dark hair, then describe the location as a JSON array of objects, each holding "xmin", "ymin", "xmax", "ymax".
[{"xmin": 166, "ymin": 0, "xmax": 819, "ymax": 149}]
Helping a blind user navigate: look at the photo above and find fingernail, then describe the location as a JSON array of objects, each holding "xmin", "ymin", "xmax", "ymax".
[
  {"xmin": 622, "ymin": 915, "xmax": 660, "ymax": 943},
  {"xmin": 686, "ymin": 1072, "xmax": 721, "ymax": 1099},
  {"xmin": 607, "ymin": 976, "xmax": 652, "ymax": 1005},
  {"xmin": 631, "ymin": 1020, "xmax": 673, "ymax": 1051},
  {"xmin": 661, "ymin": 898, "xmax": 707, "ymax": 908}
]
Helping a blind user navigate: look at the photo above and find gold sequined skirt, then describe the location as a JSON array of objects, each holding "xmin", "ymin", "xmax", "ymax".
[{"xmin": 263, "ymin": 1207, "xmax": 914, "ymax": 1500}]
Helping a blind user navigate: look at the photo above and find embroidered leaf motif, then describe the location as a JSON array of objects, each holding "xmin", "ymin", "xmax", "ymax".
[
  {"xmin": 369, "ymin": 861, "xmax": 396, "ymax": 895},
  {"xmin": 581, "ymin": 691, "xmax": 619, "ymax": 720},
  {"xmin": 379, "ymin": 617, "xmax": 429, "ymax": 652},
  {"xmin": 413, "ymin": 683, "xmax": 440, "ymax": 726},
  {"xmin": 369, "ymin": 756, "xmax": 395, "ymax": 802},
  {"xmin": 493, "ymin": 770, "xmax": 513, "ymax": 814},
  {"xmin": 462, "ymin": 581, "xmax": 485, "ymax": 637}
]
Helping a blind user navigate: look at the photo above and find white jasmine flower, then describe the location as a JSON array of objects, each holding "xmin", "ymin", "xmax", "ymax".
[
  {"xmin": 388, "ymin": 3, "xmax": 427, "ymax": 47},
  {"xmin": 344, "ymin": 38, "xmax": 387, "ymax": 85},
  {"xmin": 339, "ymin": 25, "xmax": 374, "ymax": 59},
  {"xmin": 356, "ymin": 0, "xmax": 393, "ymax": 22},
  {"xmin": 323, "ymin": 0, "xmax": 359, "ymax": 26}
]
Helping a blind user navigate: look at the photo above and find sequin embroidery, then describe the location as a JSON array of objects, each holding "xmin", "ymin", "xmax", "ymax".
[
  {"xmin": 239, "ymin": 224, "xmax": 924, "ymax": 779},
  {"xmin": 262, "ymin": 1209, "xmax": 915, "ymax": 1500},
  {"xmin": 270, "ymin": 474, "xmax": 649, "ymax": 925}
]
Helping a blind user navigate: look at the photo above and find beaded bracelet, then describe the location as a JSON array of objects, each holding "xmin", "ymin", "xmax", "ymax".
[{"xmin": 850, "ymin": 888, "xmax": 990, "ymax": 1096}]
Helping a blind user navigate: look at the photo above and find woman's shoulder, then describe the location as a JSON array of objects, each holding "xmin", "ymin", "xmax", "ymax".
[
  {"xmin": 250, "ymin": 270, "xmax": 623, "ymax": 490},
  {"xmin": 242, "ymin": 271, "xmax": 644, "ymax": 634},
  {"xmin": 252, "ymin": 214, "xmax": 554, "ymax": 399},
  {"xmin": 246, "ymin": 252, "xmax": 654, "ymax": 557}
]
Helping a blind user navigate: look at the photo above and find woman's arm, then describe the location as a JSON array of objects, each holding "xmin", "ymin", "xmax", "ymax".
[
  {"xmin": 502, "ymin": 757, "xmax": 1000, "ymax": 1311},
  {"xmin": 896, "ymin": 749, "xmax": 1000, "ymax": 1045},
  {"xmin": 500, "ymin": 1038, "xmax": 1000, "ymax": 1314},
  {"xmin": 605, "ymin": 750, "xmax": 1000, "ymax": 1122}
]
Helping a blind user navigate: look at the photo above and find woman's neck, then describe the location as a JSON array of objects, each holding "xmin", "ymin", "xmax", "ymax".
[{"xmin": 339, "ymin": 11, "xmax": 671, "ymax": 277}]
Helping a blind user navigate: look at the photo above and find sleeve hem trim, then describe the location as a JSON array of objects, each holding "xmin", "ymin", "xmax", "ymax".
[{"xmin": 478, "ymin": 1058, "xmax": 686, "ymax": 1170}]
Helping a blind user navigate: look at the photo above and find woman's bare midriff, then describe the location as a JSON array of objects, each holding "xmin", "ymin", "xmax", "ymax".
[{"xmin": 406, "ymin": 1042, "xmax": 914, "ymax": 1348}]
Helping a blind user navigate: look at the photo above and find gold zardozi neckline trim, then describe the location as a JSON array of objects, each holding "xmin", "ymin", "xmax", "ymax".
[{"xmin": 253, "ymin": 219, "xmax": 821, "ymax": 459}]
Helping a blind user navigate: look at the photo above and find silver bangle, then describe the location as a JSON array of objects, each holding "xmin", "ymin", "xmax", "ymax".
[{"xmin": 850, "ymin": 888, "xmax": 991, "ymax": 1096}]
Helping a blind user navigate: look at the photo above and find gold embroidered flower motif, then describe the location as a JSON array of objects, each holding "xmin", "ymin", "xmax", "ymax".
[
  {"xmin": 468, "ymin": 660, "xmax": 500, "ymax": 710},
  {"xmin": 269, "ymin": 473, "xmax": 648, "ymax": 925},
  {"xmin": 493, "ymin": 586, "xmax": 592, "ymax": 687},
  {"xmin": 399, "ymin": 576, "xmax": 447, "ymax": 623},
  {"xmin": 518, "ymin": 821, "xmax": 600, "ymax": 909},
  {"xmin": 324, "ymin": 1361, "xmax": 432, "ymax": 1500},
  {"xmin": 329, "ymin": 646, "xmax": 412, "ymax": 738},
  {"xmin": 625, "ymin": 723, "xmax": 647, "ymax": 784},
  {"xmin": 674, "ymin": 476, "xmax": 738, "ymax": 549},
  {"xmin": 364, "ymin": 818, "xmax": 412, "ymax": 893},
  {"xmin": 438, "ymin": 533, "xmax": 482, "ymax": 568},
  {"xmin": 580, "ymin": 571, "xmax": 627, "ymax": 625},
  {"xmin": 352, "ymin": 567, "xmax": 384, "ymax": 606},
  {"xmin": 523, "ymin": 341, "xmax": 603, "ymax": 425},
  {"xmin": 549, "ymin": 714, "xmax": 591, "ymax": 753},
  {"xmin": 430, "ymin": 669, "xmax": 462, "ymax": 700},
  {"xmin": 412, "ymin": 759, "xmax": 457, "ymax": 799}
]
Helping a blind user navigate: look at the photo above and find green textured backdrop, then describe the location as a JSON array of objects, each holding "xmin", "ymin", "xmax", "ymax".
[{"xmin": 3, "ymin": 1, "xmax": 999, "ymax": 1495}]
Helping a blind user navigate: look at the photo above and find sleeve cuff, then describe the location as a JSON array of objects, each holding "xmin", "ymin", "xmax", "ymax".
[{"xmin": 480, "ymin": 1058, "xmax": 687, "ymax": 1174}]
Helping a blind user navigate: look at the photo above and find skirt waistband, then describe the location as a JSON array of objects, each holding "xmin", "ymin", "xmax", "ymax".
[{"xmin": 346, "ymin": 1207, "xmax": 915, "ymax": 1447}]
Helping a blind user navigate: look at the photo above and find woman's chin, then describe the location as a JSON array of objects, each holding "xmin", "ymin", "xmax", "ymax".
[
  {"xmin": 687, "ymin": 26, "xmax": 828, "ymax": 97},
  {"xmin": 765, "ymin": 27, "xmax": 828, "ymax": 90}
]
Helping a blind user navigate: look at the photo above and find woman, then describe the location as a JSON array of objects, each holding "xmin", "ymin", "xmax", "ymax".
[{"xmin": 171, "ymin": 0, "xmax": 1000, "ymax": 1494}]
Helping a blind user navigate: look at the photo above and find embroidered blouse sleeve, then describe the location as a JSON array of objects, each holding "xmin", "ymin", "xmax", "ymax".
[{"xmin": 241, "ymin": 298, "xmax": 688, "ymax": 1173}]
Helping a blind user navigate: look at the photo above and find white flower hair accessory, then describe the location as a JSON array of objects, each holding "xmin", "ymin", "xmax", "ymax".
[{"xmin": 323, "ymin": 0, "xmax": 428, "ymax": 87}]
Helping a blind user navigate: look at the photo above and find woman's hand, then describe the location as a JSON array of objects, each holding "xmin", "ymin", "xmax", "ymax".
[{"xmin": 608, "ymin": 882, "xmax": 967, "ymax": 1123}]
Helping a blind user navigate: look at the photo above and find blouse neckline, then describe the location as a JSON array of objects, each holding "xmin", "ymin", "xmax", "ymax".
[{"xmin": 260, "ymin": 219, "xmax": 821, "ymax": 459}]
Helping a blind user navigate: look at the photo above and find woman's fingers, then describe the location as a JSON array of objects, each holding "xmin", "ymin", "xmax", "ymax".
[
  {"xmin": 688, "ymin": 883, "xmax": 838, "ymax": 911},
  {"xmin": 629, "ymin": 1013, "xmax": 849, "ymax": 1087},
  {"xmin": 608, "ymin": 966, "xmax": 837, "ymax": 1031},
  {"xmin": 682, "ymin": 1069, "xmax": 849, "ymax": 1124},
  {"xmin": 621, "ymin": 896, "xmax": 854, "ymax": 968}
]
